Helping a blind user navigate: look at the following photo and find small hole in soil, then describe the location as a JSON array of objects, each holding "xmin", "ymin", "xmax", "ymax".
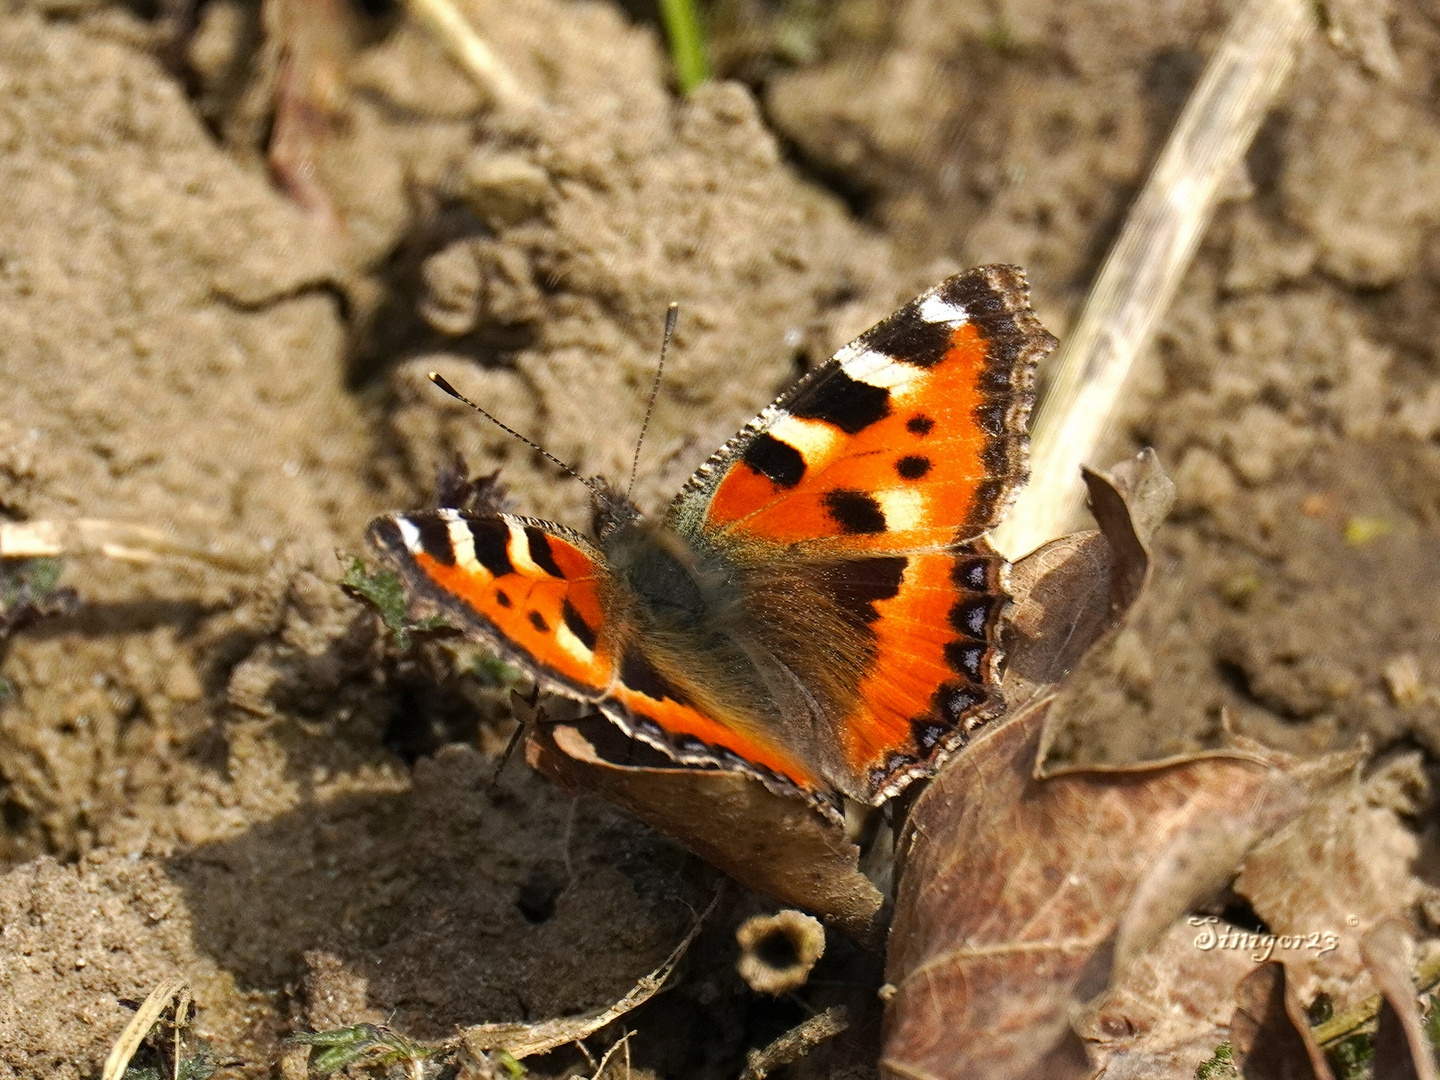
[
  {"xmin": 1, "ymin": 798, "xmax": 32, "ymax": 832},
  {"xmin": 1215, "ymin": 659, "xmax": 1253, "ymax": 698},
  {"xmin": 516, "ymin": 864, "xmax": 565, "ymax": 924},
  {"xmin": 754, "ymin": 927, "xmax": 800, "ymax": 971},
  {"xmin": 383, "ymin": 686, "xmax": 477, "ymax": 763}
]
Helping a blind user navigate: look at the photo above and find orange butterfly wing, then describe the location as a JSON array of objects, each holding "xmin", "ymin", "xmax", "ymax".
[
  {"xmin": 670, "ymin": 265, "xmax": 1050, "ymax": 557},
  {"xmin": 668, "ymin": 265, "xmax": 1055, "ymax": 800},
  {"xmin": 367, "ymin": 509, "xmax": 828, "ymax": 793}
]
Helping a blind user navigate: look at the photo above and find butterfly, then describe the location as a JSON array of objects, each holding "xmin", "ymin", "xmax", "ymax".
[{"xmin": 367, "ymin": 265, "xmax": 1056, "ymax": 808}]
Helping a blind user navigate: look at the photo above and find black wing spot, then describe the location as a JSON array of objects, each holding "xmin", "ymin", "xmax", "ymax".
[
  {"xmin": 822, "ymin": 489, "xmax": 887, "ymax": 534},
  {"xmin": 791, "ymin": 369, "xmax": 891, "ymax": 434},
  {"xmin": 469, "ymin": 520, "xmax": 515, "ymax": 577},
  {"xmin": 935, "ymin": 682, "xmax": 985, "ymax": 723},
  {"xmin": 879, "ymin": 316, "xmax": 952, "ymax": 368},
  {"xmin": 524, "ymin": 527, "xmax": 565, "ymax": 578},
  {"xmin": 896, "ymin": 455, "xmax": 931, "ymax": 480},
  {"xmin": 561, "ymin": 598, "xmax": 598, "ymax": 651},
  {"xmin": 620, "ymin": 651, "xmax": 691, "ymax": 705},
  {"xmin": 949, "ymin": 597, "xmax": 996, "ymax": 641},
  {"xmin": 743, "ymin": 432, "xmax": 806, "ymax": 488},
  {"xmin": 821, "ymin": 557, "xmax": 907, "ymax": 625},
  {"xmin": 906, "ymin": 414, "xmax": 935, "ymax": 436},
  {"xmin": 945, "ymin": 640, "xmax": 987, "ymax": 682},
  {"xmin": 413, "ymin": 516, "xmax": 456, "ymax": 566},
  {"xmin": 528, "ymin": 611, "xmax": 549, "ymax": 633},
  {"xmin": 496, "ymin": 589, "xmax": 512, "ymax": 608},
  {"xmin": 952, "ymin": 555, "xmax": 995, "ymax": 592}
]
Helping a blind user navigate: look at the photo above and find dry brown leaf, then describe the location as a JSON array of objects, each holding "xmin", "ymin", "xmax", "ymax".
[
  {"xmin": 881, "ymin": 698, "xmax": 1329, "ymax": 1080},
  {"xmin": 880, "ymin": 453, "xmax": 1368, "ymax": 1080},
  {"xmin": 1229, "ymin": 962, "xmax": 1336, "ymax": 1080},
  {"xmin": 1234, "ymin": 767, "xmax": 1422, "ymax": 1009},
  {"xmin": 1075, "ymin": 919, "xmax": 1258, "ymax": 1079},
  {"xmin": 1362, "ymin": 920, "xmax": 1440, "ymax": 1080},
  {"xmin": 1003, "ymin": 449, "xmax": 1173, "ymax": 711}
]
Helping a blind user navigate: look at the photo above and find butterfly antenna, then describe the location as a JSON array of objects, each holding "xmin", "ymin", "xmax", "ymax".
[
  {"xmin": 628, "ymin": 302, "xmax": 679, "ymax": 499},
  {"xmin": 428, "ymin": 373, "xmax": 602, "ymax": 496}
]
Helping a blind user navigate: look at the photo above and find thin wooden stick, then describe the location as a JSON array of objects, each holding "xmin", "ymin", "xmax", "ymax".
[
  {"xmin": 991, "ymin": 0, "xmax": 1313, "ymax": 559},
  {"xmin": 400, "ymin": 0, "xmax": 535, "ymax": 111},
  {"xmin": 0, "ymin": 519, "xmax": 266, "ymax": 573},
  {"xmin": 100, "ymin": 978, "xmax": 190, "ymax": 1080}
]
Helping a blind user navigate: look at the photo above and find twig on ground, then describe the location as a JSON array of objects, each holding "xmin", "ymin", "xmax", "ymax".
[
  {"xmin": 0, "ymin": 518, "xmax": 265, "ymax": 573},
  {"xmin": 740, "ymin": 1005, "xmax": 849, "ymax": 1080},
  {"xmin": 100, "ymin": 978, "xmax": 191, "ymax": 1080},
  {"xmin": 991, "ymin": 0, "xmax": 1314, "ymax": 559},
  {"xmin": 399, "ymin": 0, "xmax": 535, "ymax": 111},
  {"xmin": 458, "ymin": 890, "xmax": 721, "ymax": 1060}
]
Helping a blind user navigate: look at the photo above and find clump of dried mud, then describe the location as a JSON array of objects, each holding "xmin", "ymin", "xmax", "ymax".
[{"xmin": 2, "ymin": 0, "xmax": 1440, "ymax": 1076}]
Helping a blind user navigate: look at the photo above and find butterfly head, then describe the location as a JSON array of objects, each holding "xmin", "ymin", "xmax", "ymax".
[{"xmin": 589, "ymin": 477, "xmax": 643, "ymax": 539}]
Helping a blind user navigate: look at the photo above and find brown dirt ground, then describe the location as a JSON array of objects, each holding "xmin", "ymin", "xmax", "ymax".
[{"xmin": 2, "ymin": 0, "xmax": 1439, "ymax": 1076}]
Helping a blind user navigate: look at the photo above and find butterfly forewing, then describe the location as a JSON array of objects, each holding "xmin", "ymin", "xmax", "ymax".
[{"xmin": 670, "ymin": 265, "xmax": 1053, "ymax": 556}]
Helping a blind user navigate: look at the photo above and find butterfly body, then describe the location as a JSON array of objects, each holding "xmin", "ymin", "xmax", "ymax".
[{"xmin": 369, "ymin": 265, "xmax": 1056, "ymax": 807}]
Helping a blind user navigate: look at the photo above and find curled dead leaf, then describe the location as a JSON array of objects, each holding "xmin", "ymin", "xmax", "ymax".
[
  {"xmin": 881, "ymin": 699, "xmax": 1329, "ymax": 1080},
  {"xmin": 1361, "ymin": 920, "xmax": 1440, "ymax": 1080},
  {"xmin": 1233, "ymin": 762, "xmax": 1423, "ymax": 1009},
  {"xmin": 525, "ymin": 712, "xmax": 885, "ymax": 943},
  {"xmin": 1229, "ymin": 962, "xmax": 1335, "ymax": 1080},
  {"xmin": 1075, "ymin": 919, "xmax": 1258, "ymax": 1079},
  {"xmin": 1000, "ymin": 449, "xmax": 1173, "ymax": 711}
]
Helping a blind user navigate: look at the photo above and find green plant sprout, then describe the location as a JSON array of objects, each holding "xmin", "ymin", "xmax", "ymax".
[{"xmin": 660, "ymin": 0, "xmax": 710, "ymax": 93}]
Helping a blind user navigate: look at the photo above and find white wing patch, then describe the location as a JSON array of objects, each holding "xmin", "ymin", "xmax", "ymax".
[
  {"xmin": 838, "ymin": 348, "xmax": 926, "ymax": 392},
  {"xmin": 917, "ymin": 294, "xmax": 970, "ymax": 327},
  {"xmin": 396, "ymin": 518, "xmax": 422, "ymax": 554},
  {"xmin": 768, "ymin": 413, "xmax": 844, "ymax": 464},
  {"xmin": 876, "ymin": 487, "xmax": 928, "ymax": 532}
]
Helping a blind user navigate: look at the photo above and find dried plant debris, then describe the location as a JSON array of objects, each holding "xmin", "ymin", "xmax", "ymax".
[
  {"xmin": 100, "ymin": 979, "xmax": 230, "ymax": 1080},
  {"xmin": 1233, "ymin": 754, "xmax": 1427, "ymax": 1009},
  {"xmin": 878, "ymin": 452, "xmax": 1409, "ymax": 1080},
  {"xmin": 880, "ymin": 454, "xmax": 1439, "ymax": 1080},
  {"xmin": 880, "ymin": 696, "xmax": 1341, "ymax": 1080},
  {"xmin": 1074, "ymin": 919, "xmax": 1260, "ymax": 1079},
  {"xmin": 1358, "ymin": 921, "xmax": 1440, "ymax": 1080},
  {"xmin": 1227, "ymin": 962, "xmax": 1336, "ymax": 1080},
  {"xmin": 735, "ymin": 909, "xmax": 826, "ymax": 995},
  {"xmin": 456, "ymin": 890, "xmax": 716, "ymax": 1061},
  {"xmin": 739, "ymin": 1005, "xmax": 849, "ymax": 1080}
]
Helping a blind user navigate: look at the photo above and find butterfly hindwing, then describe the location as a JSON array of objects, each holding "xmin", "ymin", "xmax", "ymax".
[{"xmin": 832, "ymin": 544, "xmax": 1009, "ymax": 799}]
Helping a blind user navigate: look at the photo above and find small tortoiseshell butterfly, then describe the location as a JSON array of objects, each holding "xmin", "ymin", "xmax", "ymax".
[{"xmin": 368, "ymin": 265, "xmax": 1056, "ymax": 807}]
